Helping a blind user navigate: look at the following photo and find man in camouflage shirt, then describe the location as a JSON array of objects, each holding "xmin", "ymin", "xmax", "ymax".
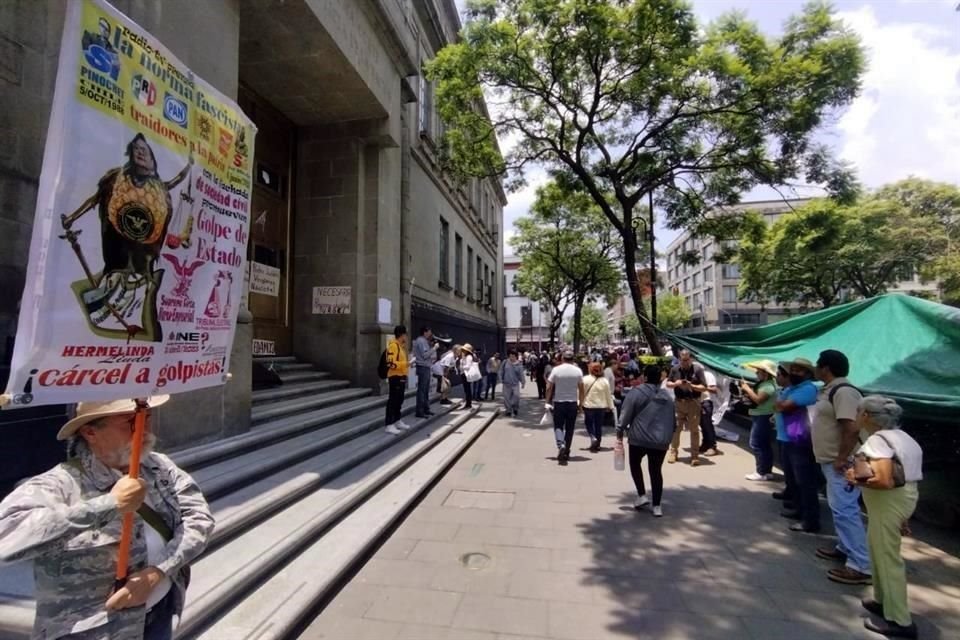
[{"xmin": 0, "ymin": 396, "xmax": 214, "ymax": 640}]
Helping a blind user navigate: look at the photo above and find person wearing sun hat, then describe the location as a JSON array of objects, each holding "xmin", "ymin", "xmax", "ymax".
[
  {"xmin": 774, "ymin": 357, "xmax": 822, "ymax": 533},
  {"xmin": 0, "ymin": 395, "xmax": 214, "ymax": 640},
  {"xmin": 740, "ymin": 359, "xmax": 780, "ymax": 481}
]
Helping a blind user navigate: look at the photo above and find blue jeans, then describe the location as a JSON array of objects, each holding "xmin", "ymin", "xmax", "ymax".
[
  {"xmin": 552, "ymin": 401, "xmax": 578, "ymax": 451},
  {"xmin": 822, "ymin": 462, "xmax": 871, "ymax": 574},
  {"xmin": 749, "ymin": 415, "xmax": 774, "ymax": 474},
  {"xmin": 416, "ymin": 365, "xmax": 432, "ymax": 416},
  {"xmin": 584, "ymin": 408, "xmax": 605, "ymax": 443}
]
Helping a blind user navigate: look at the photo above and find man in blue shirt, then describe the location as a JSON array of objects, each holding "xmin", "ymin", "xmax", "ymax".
[
  {"xmin": 774, "ymin": 358, "xmax": 820, "ymax": 533},
  {"xmin": 413, "ymin": 326, "xmax": 438, "ymax": 418}
]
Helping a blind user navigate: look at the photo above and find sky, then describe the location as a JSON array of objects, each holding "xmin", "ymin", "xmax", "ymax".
[{"xmin": 453, "ymin": 0, "xmax": 960, "ymax": 258}]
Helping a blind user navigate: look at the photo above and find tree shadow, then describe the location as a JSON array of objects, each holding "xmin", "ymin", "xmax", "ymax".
[{"xmin": 572, "ymin": 484, "xmax": 953, "ymax": 639}]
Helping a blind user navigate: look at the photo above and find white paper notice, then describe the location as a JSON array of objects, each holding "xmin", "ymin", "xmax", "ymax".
[
  {"xmin": 312, "ymin": 286, "xmax": 351, "ymax": 314},
  {"xmin": 377, "ymin": 298, "xmax": 392, "ymax": 324}
]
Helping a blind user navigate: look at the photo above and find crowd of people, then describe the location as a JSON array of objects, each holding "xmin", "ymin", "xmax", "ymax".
[{"xmin": 0, "ymin": 329, "xmax": 927, "ymax": 639}]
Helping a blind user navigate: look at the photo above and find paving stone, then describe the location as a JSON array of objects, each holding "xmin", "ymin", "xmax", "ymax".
[
  {"xmin": 353, "ymin": 557, "xmax": 436, "ymax": 589},
  {"xmin": 506, "ymin": 569, "xmax": 603, "ymax": 603},
  {"xmin": 454, "ymin": 524, "xmax": 525, "ymax": 546},
  {"xmin": 363, "ymin": 586, "xmax": 462, "ymax": 627},
  {"xmin": 299, "ymin": 615, "xmax": 401, "ymax": 640},
  {"xmin": 428, "ymin": 564, "xmax": 512, "ymax": 596},
  {"xmin": 393, "ymin": 519, "xmax": 462, "ymax": 542},
  {"xmin": 395, "ymin": 622, "xmax": 496, "ymax": 640},
  {"xmin": 451, "ymin": 594, "xmax": 550, "ymax": 637}
]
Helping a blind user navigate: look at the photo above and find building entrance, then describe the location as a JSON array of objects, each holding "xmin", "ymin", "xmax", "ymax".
[{"xmin": 238, "ymin": 86, "xmax": 295, "ymax": 356}]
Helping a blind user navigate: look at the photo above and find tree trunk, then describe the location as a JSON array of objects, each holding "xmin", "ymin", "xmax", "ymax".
[
  {"xmin": 571, "ymin": 292, "xmax": 585, "ymax": 356},
  {"xmin": 622, "ymin": 217, "xmax": 663, "ymax": 356}
]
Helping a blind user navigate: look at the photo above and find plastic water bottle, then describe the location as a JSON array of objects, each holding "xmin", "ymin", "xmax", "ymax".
[{"xmin": 614, "ymin": 439, "xmax": 625, "ymax": 471}]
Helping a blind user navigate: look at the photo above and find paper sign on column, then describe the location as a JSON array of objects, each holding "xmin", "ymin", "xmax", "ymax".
[
  {"xmin": 377, "ymin": 298, "xmax": 391, "ymax": 324},
  {"xmin": 312, "ymin": 286, "xmax": 351, "ymax": 314}
]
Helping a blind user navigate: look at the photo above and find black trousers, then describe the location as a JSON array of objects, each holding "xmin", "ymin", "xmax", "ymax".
[
  {"xmin": 785, "ymin": 440, "xmax": 821, "ymax": 530},
  {"xmin": 535, "ymin": 376, "xmax": 546, "ymax": 399},
  {"xmin": 629, "ymin": 445, "xmax": 667, "ymax": 506},
  {"xmin": 552, "ymin": 401, "xmax": 578, "ymax": 451},
  {"xmin": 462, "ymin": 374, "xmax": 473, "ymax": 408},
  {"xmin": 385, "ymin": 376, "xmax": 406, "ymax": 425},
  {"xmin": 699, "ymin": 399, "xmax": 718, "ymax": 452}
]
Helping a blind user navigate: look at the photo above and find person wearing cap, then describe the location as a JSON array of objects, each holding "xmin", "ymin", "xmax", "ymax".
[
  {"xmin": 545, "ymin": 350, "xmax": 585, "ymax": 465},
  {"xmin": 0, "ymin": 396, "xmax": 214, "ymax": 640},
  {"xmin": 774, "ymin": 358, "xmax": 822, "ymax": 533},
  {"xmin": 459, "ymin": 343, "xmax": 479, "ymax": 409},
  {"xmin": 739, "ymin": 360, "xmax": 779, "ymax": 481}
]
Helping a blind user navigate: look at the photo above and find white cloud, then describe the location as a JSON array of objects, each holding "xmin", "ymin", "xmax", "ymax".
[
  {"xmin": 501, "ymin": 168, "xmax": 549, "ymax": 257},
  {"xmin": 835, "ymin": 6, "xmax": 960, "ymax": 187}
]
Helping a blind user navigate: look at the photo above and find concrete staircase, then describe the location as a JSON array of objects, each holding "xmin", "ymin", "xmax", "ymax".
[{"xmin": 0, "ymin": 356, "xmax": 498, "ymax": 640}]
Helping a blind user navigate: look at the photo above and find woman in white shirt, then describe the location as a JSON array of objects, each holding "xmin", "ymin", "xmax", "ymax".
[
  {"xmin": 844, "ymin": 395, "xmax": 923, "ymax": 639},
  {"xmin": 582, "ymin": 361, "xmax": 615, "ymax": 452}
]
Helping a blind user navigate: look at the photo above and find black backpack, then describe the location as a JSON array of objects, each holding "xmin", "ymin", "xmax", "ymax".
[{"xmin": 377, "ymin": 349, "xmax": 389, "ymax": 380}]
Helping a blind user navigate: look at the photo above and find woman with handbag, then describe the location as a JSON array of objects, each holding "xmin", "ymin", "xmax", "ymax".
[
  {"xmin": 582, "ymin": 361, "xmax": 615, "ymax": 452},
  {"xmin": 845, "ymin": 396, "xmax": 923, "ymax": 640}
]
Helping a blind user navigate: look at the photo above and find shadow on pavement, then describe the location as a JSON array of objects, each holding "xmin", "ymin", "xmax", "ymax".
[{"xmin": 574, "ymin": 484, "xmax": 951, "ymax": 640}]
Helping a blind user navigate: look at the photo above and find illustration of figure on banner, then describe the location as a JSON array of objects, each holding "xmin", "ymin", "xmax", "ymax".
[
  {"xmin": 59, "ymin": 133, "xmax": 193, "ymax": 342},
  {"xmin": 205, "ymin": 270, "xmax": 233, "ymax": 320}
]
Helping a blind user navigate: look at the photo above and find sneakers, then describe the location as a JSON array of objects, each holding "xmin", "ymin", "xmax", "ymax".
[
  {"xmin": 745, "ymin": 472, "xmax": 775, "ymax": 481},
  {"xmin": 789, "ymin": 523, "xmax": 821, "ymax": 534},
  {"xmin": 395, "ymin": 420, "xmax": 413, "ymax": 431},
  {"xmin": 828, "ymin": 566, "xmax": 872, "ymax": 585},
  {"xmin": 385, "ymin": 424, "xmax": 404, "ymax": 435},
  {"xmin": 652, "ymin": 506, "xmax": 663, "ymax": 517},
  {"xmin": 634, "ymin": 495, "xmax": 650, "ymax": 511},
  {"xmin": 703, "ymin": 448, "xmax": 723, "ymax": 456},
  {"xmin": 667, "ymin": 450, "xmax": 678, "ymax": 464},
  {"xmin": 557, "ymin": 446, "xmax": 569, "ymax": 465},
  {"xmin": 690, "ymin": 458, "xmax": 701, "ymax": 467}
]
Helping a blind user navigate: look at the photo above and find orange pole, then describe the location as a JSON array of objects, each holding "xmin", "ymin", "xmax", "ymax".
[{"xmin": 114, "ymin": 400, "xmax": 148, "ymax": 589}]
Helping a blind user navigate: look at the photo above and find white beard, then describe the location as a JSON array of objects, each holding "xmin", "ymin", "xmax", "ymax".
[{"xmin": 104, "ymin": 432, "xmax": 157, "ymax": 468}]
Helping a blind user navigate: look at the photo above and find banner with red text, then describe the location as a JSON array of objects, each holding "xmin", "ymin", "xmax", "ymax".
[{"xmin": 3, "ymin": 0, "xmax": 256, "ymax": 406}]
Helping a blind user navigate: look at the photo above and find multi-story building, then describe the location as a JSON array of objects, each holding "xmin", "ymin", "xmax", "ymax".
[
  {"xmin": 664, "ymin": 199, "xmax": 936, "ymax": 332},
  {"xmin": 606, "ymin": 269, "xmax": 654, "ymax": 342},
  {"xmin": 503, "ymin": 256, "xmax": 552, "ymax": 352},
  {"xmin": 0, "ymin": 1, "xmax": 504, "ymax": 460}
]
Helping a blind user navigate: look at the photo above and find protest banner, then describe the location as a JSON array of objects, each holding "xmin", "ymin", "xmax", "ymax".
[{"xmin": 1, "ymin": 0, "xmax": 257, "ymax": 408}]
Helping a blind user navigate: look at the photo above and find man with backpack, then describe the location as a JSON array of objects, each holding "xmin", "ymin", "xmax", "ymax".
[
  {"xmin": 382, "ymin": 325, "xmax": 412, "ymax": 435},
  {"xmin": 812, "ymin": 349, "xmax": 871, "ymax": 585}
]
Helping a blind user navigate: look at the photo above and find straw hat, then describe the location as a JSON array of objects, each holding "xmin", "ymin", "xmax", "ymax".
[
  {"xmin": 779, "ymin": 357, "xmax": 816, "ymax": 376},
  {"xmin": 461, "ymin": 344, "xmax": 475, "ymax": 356},
  {"xmin": 745, "ymin": 360, "xmax": 778, "ymax": 377},
  {"xmin": 57, "ymin": 395, "xmax": 169, "ymax": 441}
]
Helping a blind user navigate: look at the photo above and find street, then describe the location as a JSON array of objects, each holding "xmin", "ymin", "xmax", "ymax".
[{"xmin": 304, "ymin": 386, "xmax": 960, "ymax": 640}]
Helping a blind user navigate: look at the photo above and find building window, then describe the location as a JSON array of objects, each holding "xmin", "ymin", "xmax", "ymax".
[
  {"xmin": 418, "ymin": 66, "xmax": 434, "ymax": 138},
  {"xmin": 439, "ymin": 218, "xmax": 449, "ymax": 285},
  {"xmin": 454, "ymin": 234, "xmax": 463, "ymax": 292},
  {"xmin": 483, "ymin": 264, "xmax": 490, "ymax": 304},
  {"xmin": 722, "ymin": 285, "xmax": 738, "ymax": 304},
  {"xmin": 895, "ymin": 263, "xmax": 916, "ymax": 281},
  {"xmin": 476, "ymin": 255, "xmax": 483, "ymax": 303},
  {"xmin": 703, "ymin": 265, "xmax": 713, "ymax": 282},
  {"xmin": 722, "ymin": 263, "xmax": 740, "ymax": 279},
  {"xmin": 467, "ymin": 247, "xmax": 474, "ymax": 299},
  {"xmin": 704, "ymin": 287, "xmax": 714, "ymax": 306},
  {"xmin": 692, "ymin": 272, "xmax": 700, "ymax": 288},
  {"xmin": 692, "ymin": 292, "xmax": 701, "ymax": 310},
  {"xmin": 702, "ymin": 244, "xmax": 712, "ymax": 261},
  {"xmin": 683, "ymin": 278, "xmax": 689, "ymax": 292}
]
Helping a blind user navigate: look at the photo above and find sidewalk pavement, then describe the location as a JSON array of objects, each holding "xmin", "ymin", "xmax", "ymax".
[{"xmin": 301, "ymin": 385, "xmax": 960, "ymax": 640}]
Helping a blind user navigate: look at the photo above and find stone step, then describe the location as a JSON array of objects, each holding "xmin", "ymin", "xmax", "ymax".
[
  {"xmin": 251, "ymin": 379, "xmax": 351, "ymax": 405},
  {"xmin": 0, "ymin": 398, "xmax": 458, "ymax": 638},
  {"xmin": 193, "ymin": 408, "xmax": 498, "ymax": 640},
  {"xmin": 260, "ymin": 361, "xmax": 315, "ymax": 373},
  {"xmin": 176, "ymin": 404, "xmax": 480, "ymax": 638},
  {"xmin": 252, "ymin": 355, "xmax": 297, "ymax": 364},
  {"xmin": 251, "ymin": 387, "xmax": 371, "ymax": 425},
  {"xmin": 275, "ymin": 370, "xmax": 330, "ymax": 384},
  {"xmin": 172, "ymin": 389, "xmax": 419, "ymax": 472}
]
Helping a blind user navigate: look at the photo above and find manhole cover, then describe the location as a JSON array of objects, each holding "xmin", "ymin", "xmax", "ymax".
[{"xmin": 459, "ymin": 552, "xmax": 491, "ymax": 570}]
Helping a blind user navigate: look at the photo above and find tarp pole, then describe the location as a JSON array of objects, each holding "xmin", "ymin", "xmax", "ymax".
[{"xmin": 114, "ymin": 399, "xmax": 148, "ymax": 590}]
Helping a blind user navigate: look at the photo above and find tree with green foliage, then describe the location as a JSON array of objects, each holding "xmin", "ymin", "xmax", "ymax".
[
  {"xmin": 565, "ymin": 305, "xmax": 608, "ymax": 348},
  {"xmin": 656, "ymin": 293, "xmax": 693, "ymax": 332},
  {"xmin": 512, "ymin": 180, "xmax": 622, "ymax": 355},
  {"xmin": 428, "ymin": 0, "xmax": 866, "ymax": 354},
  {"xmin": 513, "ymin": 261, "xmax": 570, "ymax": 348},
  {"xmin": 737, "ymin": 180, "xmax": 954, "ymax": 308}
]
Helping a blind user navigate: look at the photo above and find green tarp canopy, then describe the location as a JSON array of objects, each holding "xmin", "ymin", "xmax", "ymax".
[{"xmin": 668, "ymin": 294, "xmax": 960, "ymax": 422}]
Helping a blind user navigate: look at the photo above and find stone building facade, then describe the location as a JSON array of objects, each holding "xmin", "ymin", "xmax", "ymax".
[
  {"xmin": 0, "ymin": 0, "xmax": 504, "ymax": 484},
  {"xmin": 503, "ymin": 256, "xmax": 552, "ymax": 352}
]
